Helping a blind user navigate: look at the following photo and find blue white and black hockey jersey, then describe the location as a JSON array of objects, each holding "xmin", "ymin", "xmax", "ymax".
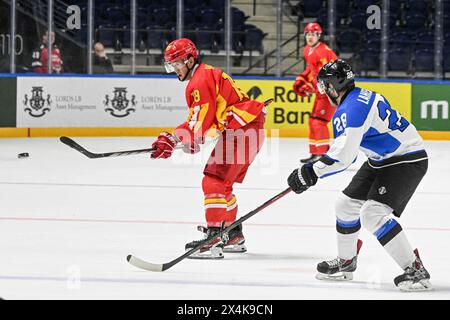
[{"xmin": 313, "ymin": 87, "xmax": 428, "ymax": 178}]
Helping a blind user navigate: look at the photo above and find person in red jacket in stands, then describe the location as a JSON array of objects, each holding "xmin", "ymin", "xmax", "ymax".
[
  {"xmin": 32, "ymin": 31, "xmax": 64, "ymax": 74},
  {"xmin": 293, "ymin": 23, "xmax": 337, "ymax": 163}
]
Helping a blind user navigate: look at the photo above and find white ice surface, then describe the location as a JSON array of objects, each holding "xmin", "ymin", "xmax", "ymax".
[{"xmin": 0, "ymin": 137, "xmax": 449, "ymax": 299}]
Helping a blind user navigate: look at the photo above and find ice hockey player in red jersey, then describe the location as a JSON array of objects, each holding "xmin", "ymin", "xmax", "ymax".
[
  {"xmin": 151, "ymin": 38, "xmax": 269, "ymax": 259},
  {"xmin": 293, "ymin": 23, "xmax": 337, "ymax": 163},
  {"xmin": 32, "ymin": 31, "xmax": 64, "ymax": 74}
]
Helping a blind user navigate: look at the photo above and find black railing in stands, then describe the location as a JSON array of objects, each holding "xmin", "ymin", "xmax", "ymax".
[{"xmin": 242, "ymin": 0, "xmax": 303, "ymax": 76}]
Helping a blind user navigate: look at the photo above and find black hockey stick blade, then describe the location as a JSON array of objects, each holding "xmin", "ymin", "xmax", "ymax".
[
  {"xmin": 127, "ymin": 187, "xmax": 292, "ymax": 272},
  {"xmin": 60, "ymin": 136, "xmax": 156, "ymax": 159},
  {"xmin": 60, "ymin": 136, "xmax": 98, "ymax": 158}
]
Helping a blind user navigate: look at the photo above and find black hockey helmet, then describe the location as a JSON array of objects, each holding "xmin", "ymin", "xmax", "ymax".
[{"xmin": 317, "ymin": 59, "xmax": 355, "ymax": 104}]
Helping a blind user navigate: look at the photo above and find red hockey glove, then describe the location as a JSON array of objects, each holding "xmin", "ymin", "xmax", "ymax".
[
  {"xmin": 298, "ymin": 84, "xmax": 314, "ymax": 97},
  {"xmin": 151, "ymin": 132, "xmax": 178, "ymax": 159},
  {"xmin": 293, "ymin": 78, "xmax": 306, "ymax": 95}
]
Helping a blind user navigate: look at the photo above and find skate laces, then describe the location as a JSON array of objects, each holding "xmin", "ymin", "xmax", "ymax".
[
  {"xmin": 404, "ymin": 258, "xmax": 428, "ymax": 279},
  {"xmin": 327, "ymin": 257, "xmax": 345, "ymax": 268}
]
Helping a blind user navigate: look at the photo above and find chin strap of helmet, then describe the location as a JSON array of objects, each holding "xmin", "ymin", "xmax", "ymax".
[{"xmin": 178, "ymin": 57, "xmax": 197, "ymax": 82}]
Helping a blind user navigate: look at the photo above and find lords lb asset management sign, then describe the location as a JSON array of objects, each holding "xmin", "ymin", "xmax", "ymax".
[
  {"xmin": 16, "ymin": 76, "xmax": 187, "ymax": 127},
  {"xmin": 412, "ymin": 84, "xmax": 450, "ymax": 131}
]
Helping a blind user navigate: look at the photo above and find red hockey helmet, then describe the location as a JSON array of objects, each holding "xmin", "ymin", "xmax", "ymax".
[
  {"xmin": 304, "ymin": 22, "xmax": 322, "ymax": 35},
  {"xmin": 164, "ymin": 38, "xmax": 198, "ymax": 73}
]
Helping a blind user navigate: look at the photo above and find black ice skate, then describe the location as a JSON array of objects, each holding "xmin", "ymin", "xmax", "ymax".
[
  {"xmin": 300, "ymin": 154, "xmax": 322, "ymax": 164},
  {"xmin": 197, "ymin": 224, "xmax": 247, "ymax": 253},
  {"xmin": 222, "ymin": 224, "xmax": 247, "ymax": 253},
  {"xmin": 185, "ymin": 227, "xmax": 224, "ymax": 260},
  {"xmin": 394, "ymin": 249, "xmax": 433, "ymax": 292},
  {"xmin": 316, "ymin": 239, "xmax": 363, "ymax": 281}
]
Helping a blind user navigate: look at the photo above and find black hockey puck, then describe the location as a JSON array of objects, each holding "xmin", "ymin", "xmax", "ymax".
[{"xmin": 18, "ymin": 152, "xmax": 29, "ymax": 159}]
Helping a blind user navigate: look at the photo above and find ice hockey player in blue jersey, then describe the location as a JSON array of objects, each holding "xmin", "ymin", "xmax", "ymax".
[{"xmin": 287, "ymin": 59, "xmax": 432, "ymax": 292}]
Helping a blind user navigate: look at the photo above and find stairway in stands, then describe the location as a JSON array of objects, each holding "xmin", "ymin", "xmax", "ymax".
[{"xmin": 233, "ymin": 0, "xmax": 304, "ymax": 75}]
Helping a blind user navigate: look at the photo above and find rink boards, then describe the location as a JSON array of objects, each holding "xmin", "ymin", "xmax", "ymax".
[{"xmin": 0, "ymin": 74, "xmax": 449, "ymax": 139}]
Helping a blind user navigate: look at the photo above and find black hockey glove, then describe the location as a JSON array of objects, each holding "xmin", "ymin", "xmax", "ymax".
[{"xmin": 287, "ymin": 163, "xmax": 318, "ymax": 194}]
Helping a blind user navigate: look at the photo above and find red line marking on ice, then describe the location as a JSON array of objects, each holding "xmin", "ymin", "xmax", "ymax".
[{"xmin": 0, "ymin": 216, "xmax": 449, "ymax": 232}]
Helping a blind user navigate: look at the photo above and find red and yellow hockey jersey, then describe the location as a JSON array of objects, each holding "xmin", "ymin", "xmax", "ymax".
[
  {"xmin": 174, "ymin": 63, "xmax": 265, "ymax": 143},
  {"xmin": 296, "ymin": 42, "xmax": 337, "ymax": 96}
]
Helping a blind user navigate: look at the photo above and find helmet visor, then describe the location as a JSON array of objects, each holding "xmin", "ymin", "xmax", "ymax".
[{"xmin": 164, "ymin": 60, "xmax": 188, "ymax": 73}]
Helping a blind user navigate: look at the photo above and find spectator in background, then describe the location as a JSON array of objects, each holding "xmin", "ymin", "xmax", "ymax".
[
  {"xmin": 32, "ymin": 31, "xmax": 64, "ymax": 74},
  {"xmin": 93, "ymin": 42, "xmax": 113, "ymax": 74}
]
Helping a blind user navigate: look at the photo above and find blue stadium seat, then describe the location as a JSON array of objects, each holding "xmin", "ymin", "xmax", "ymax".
[
  {"xmin": 183, "ymin": 9, "xmax": 197, "ymax": 28},
  {"xmin": 414, "ymin": 49, "xmax": 434, "ymax": 72},
  {"xmin": 121, "ymin": 27, "xmax": 131, "ymax": 48},
  {"xmin": 338, "ymin": 29, "xmax": 362, "ymax": 53},
  {"xmin": 353, "ymin": 0, "xmax": 378, "ymax": 10},
  {"xmin": 361, "ymin": 49, "xmax": 380, "ymax": 71},
  {"xmin": 415, "ymin": 31, "xmax": 434, "ymax": 50},
  {"xmin": 406, "ymin": 0, "xmax": 429, "ymax": 14},
  {"xmin": 336, "ymin": 0, "xmax": 351, "ymax": 14},
  {"xmin": 183, "ymin": 30, "xmax": 197, "ymax": 43},
  {"xmin": 366, "ymin": 39, "xmax": 380, "ymax": 51},
  {"xmin": 445, "ymin": 46, "xmax": 450, "ymax": 72},
  {"xmin": 147, "ymin": 27, "xmax": 165, "ymax": 50},
  {"xmin": 390, "ymin": 30, "xmax": 415, "ymax": 49},
  {"xmin": 196, "ymin": 28, "xmax": 215, "ymax": 50},
  {"xmin": 200, "ymin": 8, "xmax": 220, "ymax": 28},
  {"xmin": 136, "ymin": 11, "xmax": 149, "ymax": 25},
  {"xmin": 167, "ymin": 0, "xmax": 177, "ymax": 6},
  {"xmin": 153, "ymin": 8, "xmax": 173, "ymax": 28},
  {"xmin": 215, "ymin": 29, "xmax": 239, "ymax": 51},
  {"xmin": 445, "ymin": 2, "xmax": 450, "ymax": 15},
  {"xmin": 444, "ymin": 34, "xmax": 450, "ymax": 47},
  {"xmin": 210, "ymin": 0, "xmax": 225, "ymax": 9},
  {"xmin": 365, "ymin": 30, "xmax": 381, "ymax": 42},
  {"xmin": 232, "ymin": 8, "xmax": 248, "ymax": 31},
  {"xmin": 388, "ymin": 48, "xmax": 411, "ymax": 71},
  {"xmin": 388, "ymin": 1, "xmax": 402, "ymax": 18},
  {"xmin": 97, "ymin": 26, "xmax": 119, "ymax": 47},
  {"xmin": 114, "ymin": 19, "xmax": 130, "ymax": 28},
  {"xmin": 317, "ymin": 8, "xmax": 328, "ymax": 26},
  {"xmin": 444, "ymin": 14, "xmax": 450, "ymax": 29},
  {"xmin": 184, "ymin": 0, "xmax": 204, "ymax": 8},
  {"xmin": 138, "ymin": 20, "xmax": 151, "ymax": 29},
  {"xmin": 303, "ymin": 1, "xmax": 324, "ymax": 17},
  {"xmin": 349, "ymin": 12, "xmax": 367, "ymax": 29},
  {"xmin": 105, "ymin": 7, "xmax": 124, "ymax": 22},
  {"xmin": 244, "ymin": 24, "xmax": 258, "ymax": 30},
  {"xmin": 404, "ymin": 13, "xmax": 428, "ymax": 29},
  {"xmin": 244, "ymin": 28, "xmax": 266, "ymax": 53},
  {"xmin": 163, "ymin": 29, "xmax": 177, "ymax": 47},
  {"xmin": 146, "ymin": 4, "xmax": 164, "ymax": 15}
]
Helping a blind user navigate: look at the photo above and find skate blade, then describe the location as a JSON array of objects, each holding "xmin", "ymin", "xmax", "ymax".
[
  {"xmin": 187, "ymin": 246, "xmax": 224, "ymax": 260},
  {"xmin": 398, "ymin": 279, "xmax": 433, "ymax": 292},
  {"xmin": 187, "ymin": 252, "xmax": 224, "ymax": 260},
  {"xmin": 315, "ymin": 272, "xmax": 353, "ymax": 281},
  {"xmin": 223, "ymin": 244, "xmax": 247, "ymax": 253}
]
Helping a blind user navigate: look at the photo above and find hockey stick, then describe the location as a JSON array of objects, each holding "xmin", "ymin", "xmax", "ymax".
[
  {"xmin": 60, "ymin": 136, "xmax": 183, "ymax": 159},
  {"xmin": 127, "ymin": 187, "xmax": 292, "ymax": 272}
]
